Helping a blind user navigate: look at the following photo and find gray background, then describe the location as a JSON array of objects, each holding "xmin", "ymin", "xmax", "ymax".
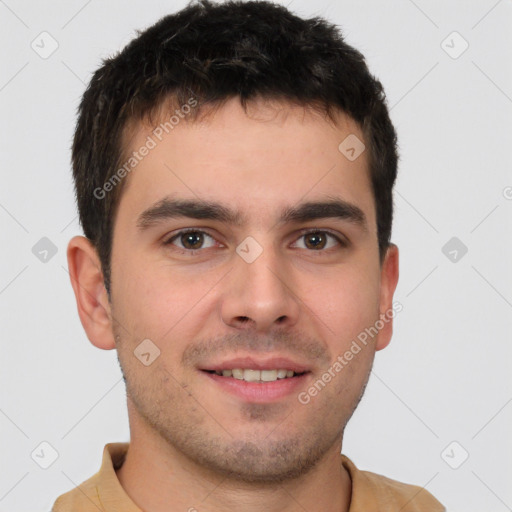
[{"xmin": 1, "ymin": 0, "xmax": 511, "ymax": 511}]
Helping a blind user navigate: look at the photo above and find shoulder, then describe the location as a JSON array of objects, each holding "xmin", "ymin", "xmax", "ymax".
[
  {"xmin": 341, "ymin": 455, "xmax": 446, "ymax": 511},
  {"xmin": 51, "ymin": 473, "xmax": 103, "ymax": 511},
  {"xmin": 51, "ymin": 442, "xmax": 133, "ymax": 512}
]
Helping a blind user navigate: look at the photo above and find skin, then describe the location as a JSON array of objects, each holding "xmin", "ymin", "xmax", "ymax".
[{"xmin": 67, "ymin": 97, "xmax": 399, "ymax": 512}]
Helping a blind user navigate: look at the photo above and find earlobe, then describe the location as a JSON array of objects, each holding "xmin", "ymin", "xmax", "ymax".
[
  {"xmin": 375, "ymin": 243, "xmax": 399, "ymax": 351},
  {"xmin": 67, "ymin": 235, "xmax": 116, "ymax": 350}
]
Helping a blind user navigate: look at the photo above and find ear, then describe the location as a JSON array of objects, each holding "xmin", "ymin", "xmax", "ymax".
[
  {"xmin": 375, "ymin": 243, "xmax": 399, "ymax": 351},
  {"xmin": 67, "ymin": 235, "xmax": 116, "ymax": 350}
]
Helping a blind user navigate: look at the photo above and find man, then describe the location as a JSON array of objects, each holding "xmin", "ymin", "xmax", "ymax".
[{"xmin": 52, "ymin": 0, "xmax": 445, "ymax": 510}]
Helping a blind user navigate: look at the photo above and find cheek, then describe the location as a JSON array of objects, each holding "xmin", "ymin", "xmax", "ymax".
[
  {"xmin": 306, "ymin": 266, "xmax": 380, "ymax": 344},
  {"xmin": 116, "ymin": 260, "xmax": 216, "ymax": 352}
]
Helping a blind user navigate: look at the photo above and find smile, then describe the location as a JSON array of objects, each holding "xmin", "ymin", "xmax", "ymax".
[{"xmin": 204, "ymin": 368, "xmax": 305, "ymax": 382}]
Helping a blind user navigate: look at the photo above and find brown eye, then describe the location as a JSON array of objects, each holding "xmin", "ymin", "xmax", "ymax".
[
  {"xmin": 304, "ymin": 232, "xmax": 327, "ymax": 250},
  {"xmin": 164, "ymin": 230, "xmax": 217, "ymax": 251},
  {"xmin": 294, "ymin": 230, "xmax": 345, "ymax": 251},
  {"xmin": 180, "ymin": 231, "xmax": 204, "ymax": 250}
]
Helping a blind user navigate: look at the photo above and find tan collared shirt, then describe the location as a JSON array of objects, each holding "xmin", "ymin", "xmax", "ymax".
[{"xmin": 52, "ymin": 443, "xmax": 445, "ymax": 511}]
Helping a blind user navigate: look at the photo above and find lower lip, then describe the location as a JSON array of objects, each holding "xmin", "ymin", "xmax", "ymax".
[{"xmin": 202, "ymin": 371, "xmax": 309, "ymax": 403}]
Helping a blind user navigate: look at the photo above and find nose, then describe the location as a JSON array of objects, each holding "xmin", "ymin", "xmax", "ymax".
[{"xmin": 221, "ymin": 242, "xmax": 301, "ymax": 333}]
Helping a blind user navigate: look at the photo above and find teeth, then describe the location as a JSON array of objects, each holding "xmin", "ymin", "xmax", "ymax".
[
  {"xmin": 261, "ymin": 370, "xmax": 277, "ymax": 382},
  {"xmin": 214, "ymin": 368, "xmax": 299, "ymax": 382},
  {"xmin": 244, "ymin": 369, "xmax": 260, "ymax": 382},
  {"xmin": 232, "ymin": 369, "xmax": 244, "ymax": 380},
  {"xmin": 277, "ymin": 369, "xmax": 288, "ymax": 379}
]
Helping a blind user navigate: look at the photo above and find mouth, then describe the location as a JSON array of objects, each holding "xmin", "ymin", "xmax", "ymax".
[
  {"xmin": 202, "ymin": 368, "xmax": 307, "ymax": 382},
  {"xmin": 199, "ymin": 357, "xmax": 312, "ymax": 402}
]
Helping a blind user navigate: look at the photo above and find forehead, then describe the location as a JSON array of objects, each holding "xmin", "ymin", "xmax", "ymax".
[{"xmin": 115, "ymin": 97, "xmax": 375, "ymax": 231}]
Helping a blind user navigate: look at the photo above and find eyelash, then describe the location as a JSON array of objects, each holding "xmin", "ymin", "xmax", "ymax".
[{"xmin": 163, "ymin": 228, "xmax": 348, "ymax": 254}]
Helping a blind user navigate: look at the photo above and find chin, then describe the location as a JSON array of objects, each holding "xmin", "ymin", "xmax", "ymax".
[{"xmin": 179, "ymin": 436, "xmax": 332, "ymax": 484}]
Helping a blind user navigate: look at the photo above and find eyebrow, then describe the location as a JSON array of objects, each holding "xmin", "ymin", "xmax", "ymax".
[{"xmin": 136, "ymin": 196, "xmax": 368, "ymax": 233}]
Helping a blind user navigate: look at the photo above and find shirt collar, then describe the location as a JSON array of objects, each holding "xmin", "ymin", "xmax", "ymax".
[{"xmin": 95, "ymin": 442, "xmax": 141, "ymax": 511}]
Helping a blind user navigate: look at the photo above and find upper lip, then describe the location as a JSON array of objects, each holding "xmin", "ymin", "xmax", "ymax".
[{"xmin": 200, "ymin": 356, "xmax": 311, "ymax": 373}]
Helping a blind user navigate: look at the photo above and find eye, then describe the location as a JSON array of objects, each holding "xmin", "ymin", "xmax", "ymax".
[
  {"xmin": 163, "ymin": 229, "xmax": 218, "ymax": 251},
  {"xmin": 163, "ymin": 228, "xmax": 347, "ymax": 254},
  {"xmin": 292, "ymin": 230, "xmax": 346, "ymax": 251}
]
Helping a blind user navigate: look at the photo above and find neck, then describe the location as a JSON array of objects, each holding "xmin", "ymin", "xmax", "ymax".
[{"xmin": 116, "ymin": 419, "xmax": 352, "ymax": 512}]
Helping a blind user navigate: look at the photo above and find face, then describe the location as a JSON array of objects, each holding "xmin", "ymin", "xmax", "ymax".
[{"xmin": 94, "ymin": 98, "xmax": 398, "ymax": 482}]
